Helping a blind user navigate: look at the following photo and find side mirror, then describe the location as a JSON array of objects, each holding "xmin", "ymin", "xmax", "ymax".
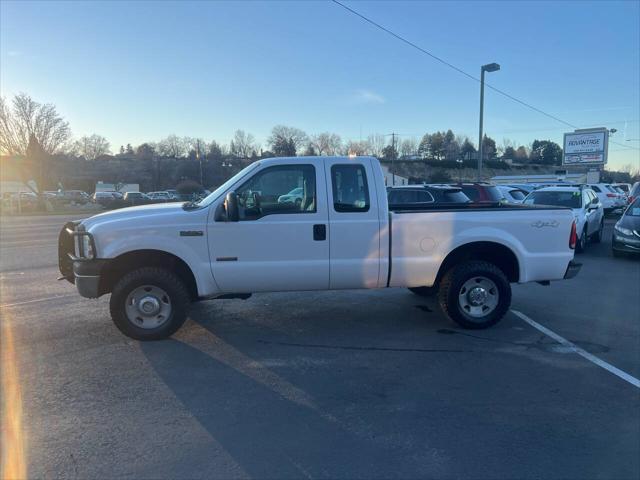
[
  {"xmin": 224, "ymin": 191, "xmax": 239, "ymax": 222},
  {"xmin": 591, "ymin": 197, "xmax": 599, "ymax": 204}
]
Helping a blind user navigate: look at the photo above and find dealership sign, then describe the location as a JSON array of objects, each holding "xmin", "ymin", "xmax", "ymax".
[{"xmin": 563, "ymin": 128, "xmax": 608, "ymax": 165}]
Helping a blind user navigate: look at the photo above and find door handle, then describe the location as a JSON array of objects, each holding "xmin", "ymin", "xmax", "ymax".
[{"xmin": 313, "ymin": 224, "xmax": 326, "ymax": 241}]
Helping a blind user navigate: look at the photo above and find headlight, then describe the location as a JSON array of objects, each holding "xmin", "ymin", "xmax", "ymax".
[
  {"xmin": 81, "ymin": 235, "xmax": 95, "ymax": 259},
  {"xmin": 614, "ymin": 224, "xmax": 633, "ymax": 236}
]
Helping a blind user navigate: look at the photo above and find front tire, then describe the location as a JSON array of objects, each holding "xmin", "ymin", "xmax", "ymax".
[
  {"xmin": 109, "ymin": 267, "xmax": 191, "ymax": 340},
  {"xmin": 438, "ymin": 260, "xmax": 511, "ymax": 329}
]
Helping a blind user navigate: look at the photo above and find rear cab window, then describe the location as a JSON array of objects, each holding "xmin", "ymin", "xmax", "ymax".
[{"xmin": 331, "ymin": 164, "xmax": 370, "ymax": 212}]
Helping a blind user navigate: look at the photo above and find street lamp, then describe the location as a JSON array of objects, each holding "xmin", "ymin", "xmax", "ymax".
[{"xmin": 478, "ymin": 62, "xmax": 500, "ymax": 181}]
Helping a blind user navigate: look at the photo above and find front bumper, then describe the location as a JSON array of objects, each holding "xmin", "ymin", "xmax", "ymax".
[
  {"xmin": 58, "ymin": 222, "xmax": 107, "ymax": 298},
  {"xmin": 612, "ymin": 233, "xmax": 640, "ymax": 253},
  {"xmin": 73, "ymin": 259, "xmax": 109, "ymax": 298},
  {"xmin": 564, "ymin": 260, "xmax": 582, "ymax": 279}
]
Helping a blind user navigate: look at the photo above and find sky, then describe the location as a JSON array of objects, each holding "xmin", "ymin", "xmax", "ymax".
[{"xmin": 1, "ymin": 0, "xmax": 639, "ymax": 170}]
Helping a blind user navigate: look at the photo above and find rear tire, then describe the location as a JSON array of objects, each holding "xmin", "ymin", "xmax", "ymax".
[
  {"xmin": 592, "ymin": 219, "xmax": 604, "ymax": 243},
  {"xmin": 109, "ymin": 267, "xmax": 190, "ymax": 340},
  {"xmin": 576, "ymin": 229, "xmax": 587, "ymax": 253},
  {"xmin": 408, "ymin": 286, "xmax": 436, "ymax": 297},
  {"xmin": 438, "ymin": 260, "xmax": 511, "ymax": 330}
]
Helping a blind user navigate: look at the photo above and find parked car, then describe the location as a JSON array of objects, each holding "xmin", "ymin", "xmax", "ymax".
[
  {"xmin": 505, "ymin": 184, "xmax": 537, "ymax": 194},
  {"xmin": 277, "ymin": 187, "xmax": 304, "ymax": 206},
  {"xmin": 523, "ymin": 186, "xmax": 604, "ymax": 252},
  {"xmin": 123, "ymin": 191, "xmax": 151, "ymax": 205},
  {"xmin": 612, "ymin": 197, "xmax": 640, "ymax": 257},
  {"xmin": 612, "ymin": 183, "xmax": 632, "ymax": 195},
  {"xmin": 452, "ymin": 183, "xmax": 504, "ymax": 204},
  {"xmin": 147, "ymin": 191, "xmax": 173, "ymax": 201},
  {"xmin": 497, "ymin": 186, "xmax": 527, "ymax": 204},
  {"xmin": 165, "ymin": 189, "xmax": 179, "ymax": 200},
  {"xmin": 387, "ymin": 185, "xmax": 470, "ymax": 207},
  {"xmin": 604, "ymin": 184, "xmax": 627, "ymax": 208},
  {"xmin": 584, "ymin": 183, "xmax": 620, "ymax": 213},
  {"xmin": 62, "ymin": 190, "xmax": 90, "ymax": 204},
  {"xmin": 92, "ymin": 191, "xmax": 120, "ymax": 206},
  {"xmin": 59, "ymin": 156, "xmax": 580, "ymax": 340}
]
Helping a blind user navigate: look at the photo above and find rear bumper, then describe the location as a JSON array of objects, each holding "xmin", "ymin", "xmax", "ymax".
[{"xmin": 564, "ymin": 260, "xmax": 582, "ymax": 279}]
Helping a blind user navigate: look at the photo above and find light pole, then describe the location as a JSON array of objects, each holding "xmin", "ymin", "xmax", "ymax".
[{"xmin": 478, "ymin": 62, "xmax": 500, "ymax": 181}]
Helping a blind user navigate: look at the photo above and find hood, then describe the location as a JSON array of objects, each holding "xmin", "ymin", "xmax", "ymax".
[
  {"xmin": 618, "ymin": 212, "xmax": 640, "ymax": 232},
  {"xmin": 82, "ymin": 202, "xmax": 194, "ymax": 230}
]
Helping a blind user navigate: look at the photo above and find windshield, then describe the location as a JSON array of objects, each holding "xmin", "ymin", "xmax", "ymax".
[
  {"xmin": 626, "ymin": 198, "xmax": 640, "ymax": 216},
  {"xmin": 196, "ymin": 162, "xmax": 261, "ymax": 207},
  {"xmin": 524, "ymin": 191, "xmax": 582, "ymax": 208}
]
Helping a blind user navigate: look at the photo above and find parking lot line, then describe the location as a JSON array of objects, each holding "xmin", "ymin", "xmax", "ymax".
[
  {"xmin": 0, "ymin": 294, "xmax": 77, "ymax": 309},
  {"xmin": 511, "ymin": 310, "xmax": 640, "ymax": 389}
]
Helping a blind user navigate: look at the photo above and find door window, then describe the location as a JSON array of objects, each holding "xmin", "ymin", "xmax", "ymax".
[
  {"xmin": 331, "ymin": 164, "xmax": 370, "ymax": 212},
  {"xmin": 235, "ymin": 165, "xmax": 316, "ymax": 220}
]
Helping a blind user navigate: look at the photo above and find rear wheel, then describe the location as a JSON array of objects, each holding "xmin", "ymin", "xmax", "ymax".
[
  {"xmin": 408, "ymin": 286, "xmax": 436, "ymax": 297},
  {"xmin": 592, "ymin": 219, "xmax": 604, "ymax": 243},
  {"xmin": 576, "ymin": 229, "xmax": 587, "ymax": 253},
  {"xmin": 438, "ymin": 260, "xmax": 511, "ymax": 329},
  {"xmin": 109, "ymin": 267, "xmax": 190, "ymax": 340}
]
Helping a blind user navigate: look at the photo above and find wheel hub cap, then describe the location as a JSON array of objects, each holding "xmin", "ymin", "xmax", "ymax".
[
  {"xmin": 138, "ymin": 296, "xmax": 160, "ymax": 315},
  {"xmin": 125, "ymin": 285, "xmax": 172, "ymax": 329},
  {"xmin": 458, "ymin": 277, "xmax": 499, "ymax": 319},
  {"xmin": 467, "ymin": 287, "xmax": 488, "ymax": 306}
]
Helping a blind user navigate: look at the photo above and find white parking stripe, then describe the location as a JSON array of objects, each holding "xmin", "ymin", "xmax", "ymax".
[
  {"xmin": 0, "ymin": 295, "xmax": 77, "ymax": 308},
  {"xmin": 512, "ymin": 310, "xmax": 640, "ymax": 389}
]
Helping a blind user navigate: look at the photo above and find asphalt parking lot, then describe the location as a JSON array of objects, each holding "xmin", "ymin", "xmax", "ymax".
[{"xmin": 1, "ymin": 214, "xmax": 639, "ymax": 479}]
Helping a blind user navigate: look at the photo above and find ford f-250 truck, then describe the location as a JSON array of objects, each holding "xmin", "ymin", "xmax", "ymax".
[{"xmin": 59, "ymin": 156, "xmax": 581, "ymax": 340}]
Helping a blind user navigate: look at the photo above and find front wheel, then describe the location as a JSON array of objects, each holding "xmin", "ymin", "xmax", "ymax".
[
  {"xmin": 576, "ymin": 229, "xmax": 587, "ymax": 253},
  {"xmin": 109, "ymin": 267, "xmax": 191, "ymax": 340},
  {"xmin": 438, "ymin": 260, "xmax": 511, "ymax": 329}
]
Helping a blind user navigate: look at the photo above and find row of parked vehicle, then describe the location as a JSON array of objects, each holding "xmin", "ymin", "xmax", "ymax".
[{"xmin": 387, "ymin": 181, "xmax": 640, "ymax": 256}]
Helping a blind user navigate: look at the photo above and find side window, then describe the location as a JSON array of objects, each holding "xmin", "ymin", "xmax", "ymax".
[
  {"xmin": 331, "ymin": 164, "xmax": 370, "ymax": 212},
  {"xmin": 416, "ymin": 191, "xmax": 435, "ymax": 203},
  {"xmin": 235, "ymin": 164, "xmax": 316, "ymax": 220},
  {"xmin": 591, "ymin": 185, "xmax": 601, "ymax": 193},
  {"xmin": 461, "ymin": 186, "xmax": 479, "ymax": 201}
]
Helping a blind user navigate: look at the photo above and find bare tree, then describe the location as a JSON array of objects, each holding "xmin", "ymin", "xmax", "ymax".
[
  {"xmin": 399, "ymin": 138, "xmax": 418, "ymax": 158},
  {"xmin": 344, "ymin": 140, "xmax": 369, "ymax": 156},
  {"xmin": 229, "ymin": 130, "xmax": 256, "ymax": 159},
  {"xmin": 268, "ymin": 125, "xmax": 308, "ymax": 154},
  {"xmin": 0, "ymin": 93, "xmax": 71, "ymax": 155},
  {"xmin": 157, "ymin": 134, "xmax": 189, "ymax": 158},
  {"xmin": 367, "ymin": 133, "xmax": 386, "ymax": 158},
  {"xmin": 309, "ymin": 132, "xmax": 341, "ymax": 156},
  {"xmin": 73, "ymin": 134, "xmax": 111, "ymax": 161}
]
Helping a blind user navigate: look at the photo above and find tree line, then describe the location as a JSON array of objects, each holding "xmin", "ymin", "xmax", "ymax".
[{"xmin": 3, "ymin": 93, "xmax": 638, "ymax": 180}]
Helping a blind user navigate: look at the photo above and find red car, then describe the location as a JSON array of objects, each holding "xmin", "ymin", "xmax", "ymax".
[{"xmin": 451, "ymin": 183, "xmax": 504, "ymax": 204}]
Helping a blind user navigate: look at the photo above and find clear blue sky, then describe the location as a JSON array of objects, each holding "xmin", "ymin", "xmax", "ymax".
[{"xmin": 1, "ymin": 0, "xmax": 639, "ymax": 169}]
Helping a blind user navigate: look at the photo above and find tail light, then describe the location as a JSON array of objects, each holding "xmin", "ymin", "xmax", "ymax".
[
  {"xmin": 569, "ymin": 221, "xmax": 577, "ymax": 250},
  {"xmin": 606, "ymin": 193, "xmax": 616, "ymax": 198},
  {"xmin": 630, "ymin": 196, "xmax": 636, "ymax": 204}
]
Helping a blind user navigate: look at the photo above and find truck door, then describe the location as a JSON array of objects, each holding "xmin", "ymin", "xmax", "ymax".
[
  {"xmin": 324, "ymin": 158, "xmax": 381, "ymax": 289},
  {"xmin": 207, "ymin": 161, "xmax": 330, "ymax": 293}
]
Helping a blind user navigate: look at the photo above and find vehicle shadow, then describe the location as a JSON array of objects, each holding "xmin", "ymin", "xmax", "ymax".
[{"xmin": 139, "ymin": 310, "xmax": 437, "ymax": 478}]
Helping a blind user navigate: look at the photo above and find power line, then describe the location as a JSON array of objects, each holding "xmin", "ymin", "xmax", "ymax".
[{"xmin": 331, "ymin": 0, "xmax": 639, "ymax": 152}]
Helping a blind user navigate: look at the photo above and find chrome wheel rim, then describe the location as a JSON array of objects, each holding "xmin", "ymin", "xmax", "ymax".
[
  {"xmin": 125, "ymin": 285, "xmax": 172, "ymax": 329},
  {"xmin": 458, "ymin": 277, "xmax": 499, "ymax": 319}
]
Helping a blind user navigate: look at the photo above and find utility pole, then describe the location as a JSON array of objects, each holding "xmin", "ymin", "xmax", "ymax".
[
  {"xmin": 196, "ymin": 139, "xmax": 204, "ymax": 187},
  {"xmin": 391, "ymin": 132, "xmax": 396, "ymax": 186}
]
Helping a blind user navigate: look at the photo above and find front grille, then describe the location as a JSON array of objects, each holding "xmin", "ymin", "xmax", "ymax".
[{"xmin": 58, "ymin": 221, "xmax": 78, "ymax": 283}]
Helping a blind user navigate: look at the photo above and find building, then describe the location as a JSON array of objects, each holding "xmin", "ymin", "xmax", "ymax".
[{"xmin": 380, "ymin": 165, "xmax": 409, "ymax": 186}]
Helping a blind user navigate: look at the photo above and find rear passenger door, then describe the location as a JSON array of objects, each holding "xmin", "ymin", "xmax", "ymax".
[{"xmin": 325, "ymin": 159, "xmax": 381, "ymax": 289}]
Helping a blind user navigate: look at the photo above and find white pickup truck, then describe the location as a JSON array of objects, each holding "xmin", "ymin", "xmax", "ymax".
[{"xmin": 59, "ymin": 156, "xmax": 581, "ymax": 340}]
